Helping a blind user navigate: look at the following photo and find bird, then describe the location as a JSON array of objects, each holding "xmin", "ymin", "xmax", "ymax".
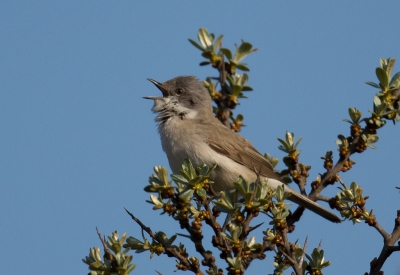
[{"xmin": 144, "ymin": 75, "xmax": 341, "ymax": 223}]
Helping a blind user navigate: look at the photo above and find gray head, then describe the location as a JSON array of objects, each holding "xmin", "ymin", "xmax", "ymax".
[{"xmin": 144, "ymin": 76, "xmax": 213, "ymax": 123}]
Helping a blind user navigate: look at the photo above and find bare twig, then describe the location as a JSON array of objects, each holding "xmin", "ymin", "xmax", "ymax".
[
  {"xmin": 216, "ymin": 48, "xmax": 231, "ymax": 128},
  {"xmin": 96, "ymin": 227, "xmax": 117, "ymax": 271},
  {"xmin": 247, "ymin": 222, "xmax": 265, "ymax": 234},
  {"xmin": 315, "ymin": 194, "xmax": 331, "ymax": 202}
]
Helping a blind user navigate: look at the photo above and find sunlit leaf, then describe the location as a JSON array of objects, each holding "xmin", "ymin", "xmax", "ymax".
[
  {"xmin": 188, "ymin": 39, "xmax": 205, "ymax": 51},
  {"xmin": 376, "ymin": 67, "xmax": 389, "ymax": 89}
]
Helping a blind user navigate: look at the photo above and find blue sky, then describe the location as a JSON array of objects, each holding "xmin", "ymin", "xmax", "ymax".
[{"xmin": 1, "ymin": 1, "xmax": 400, "ymax": 274}]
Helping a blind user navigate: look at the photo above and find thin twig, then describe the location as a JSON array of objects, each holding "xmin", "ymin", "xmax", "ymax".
[
  {"xmin": 368, "ymin": 210, "xmax": 400, "ymax": 274},
  {"xmin": 124, "ymin": 208, "xmax": 203, "ymax": 274},
  {"xmin": 96, "ymin": 227, "xmax": 117, "ymax": 271},
  {"xmin": 247, "ymin": 222, "xmax": 265, "ymax": 234},
  {"xmin": 315, "ymin": 194, "xmax": 331, "ymax": 202}
]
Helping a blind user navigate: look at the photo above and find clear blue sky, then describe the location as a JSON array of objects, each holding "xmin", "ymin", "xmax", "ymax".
[{"xmin": 1, "ymin": 1, "xmax": 400, "ymax": 274}]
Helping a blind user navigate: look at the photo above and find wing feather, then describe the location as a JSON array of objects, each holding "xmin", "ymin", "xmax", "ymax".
[{"xmin": 206, "ymin": 129, "xmax": 283, "ymax": 182}]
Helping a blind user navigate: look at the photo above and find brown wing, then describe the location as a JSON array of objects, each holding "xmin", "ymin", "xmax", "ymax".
[
  {"xmin": 206, "ymin": 127, "xmax": 283, "ymax": 182},
  {"xmin": 205, "ymin": 119, "xmax": 342, "ymax": 223}
]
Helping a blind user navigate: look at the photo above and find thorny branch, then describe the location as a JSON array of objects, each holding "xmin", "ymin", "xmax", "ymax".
[
  {"xmin": 96, "ymin": 227, "xmax": 118, "ymax": 271},
  {"xmin": 124, "ymin": 208, "xmax": 204, "ymax": 274},
  {"xmin": 287, "ymin": 89, "xmax": 400, "ymax": 272},
  {"xmin": 367, "ymin": 210, "xmax": 400, "ymax": 275}
]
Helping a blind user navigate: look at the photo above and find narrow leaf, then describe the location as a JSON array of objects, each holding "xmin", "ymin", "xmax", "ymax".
[
  {"xmin": 179, "ymin": 189, "xmax": 194, "ymax": 203},
  {"xmin": 386, "ymin": 58, "xmax": 395, "ymax": 78},
  {"xmin": 242, "ymin": 86, "xmax": 253, "ymax": 91},
  {"xmin": 277, "ymin": 138, "xmax": 289, "ymax": 148},
  {"xmin": 198, "ymin": 28, "xmax": 212, "ymax": 48},
  {"xmin": 188, "ymin": 39, "xmax": 205, "ymax": 51},
  {"xmin": 199, "ymin": 61, "xmax": 211, "ymax": 66},
  {"xmin": 214, "ymin": 35, "xmax": 223, "ymax": 53},
  {"xmin": 235, "ymin": 63, "xmax": 250, "ymax": 71},
  {"xmin": 365, "ymin": 81, "xmax": 381, "ymax": 89}
]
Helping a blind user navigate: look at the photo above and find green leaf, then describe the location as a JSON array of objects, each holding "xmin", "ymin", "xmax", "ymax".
[
  {"xmin": 196, "ymin": 188, "xmax": 206, "ymax": 197},
  {"xmin": 149, "ymin": 194, "xmax": 164, "ymax": 209},
  {"xmin": 226, "ymin": 75, "xmax": 234, "ymax": 87},
  {"xmin": 213, "ymin": 191, "xmax": 236, "ymax": 213},
  {"xmin": 385, "ymin": 58, "xmax": 395, "ymax": 78},
  {"xmin": 199, "ymin": 165, "xmax": 210, "ymax": 176},
  {"xmin": 201, "ymin": 51, "xmax": 213, "ymax": 59},
  {"xmin": 242, "ymin": 86, "xmax": 253, "ymax": 91},
  {"xmin": 234, "ymin": 41, "xmax": 257, "ymax": 63},
  {"xmin": 376, "ymin": 67, "xmax": 389, "ymax": 89},
  {"xmin": 233, "ymin": 176, "xmax": 248, "ymax": 197},
  {"xmin": 238, "ymin": 73, "xmax": 248, "ymax": 86},
  {"xmin": 199, "ymin": 61, "xmax": 211, "ymax": 66},
  {"xmin": 367, "ymin": 135, "xmax": 379, "ymax": 144},
  {"xmin": 389, "ymin": 72, "xmax": 400, "ymax": 88},
  {"xmin": 182, "ymin": 159, "xmax": 196, "ymax": 178},
  {"xmin": 124, "ymin": 237, "xmax": 145, "ymax": 250},
  {"xmin": 244, "ymin": 192, "xmax": 253, "ymax": 205},
  {"xmin": 220, "ymin": 48, "xmax": 232, "ymax": 60},
  {"xmin": 380, "ymin": 58, "xmax": 385, "ymax": 69},
  {"xmin": 348, "ymin": 107, "xmax": 362, "ymax": 123},
  {"xmin": 294, "ymin": 135, "xmax": 303, "ymax": 149},
  {"xmin": 235, "ymin": 63, "xmax": 250, "ymax": 71},
  {"xmin": 126, "ymin": 264, "xmax": 137, "ymax": 273},
  {"xmin": 153, "ymin": 166, "xmax": 168, "ymax": 184},
  {"xmin": 171, "ymin": 174, "xmax": 189, "ymax": 185},
  {"xmin": 179, "ymin": 189, "xmax": 194, "ymax": 203},
  {"xmin": 188, "ymin": 39, "xmax": 205, "ymax": 51},
  {"xmin": 238, "ymin": 41, "xmax": 253, "ymax": 53},
  {"xmin": 148, "ymin": 176, "xmax": 163, "ymax": 186},
  {"xmin": 214, "ymin": 35, "xmax": 223, "ymax": 52},
  {"xmin": 189, "ymin": 175, "xmax": 203, "ymax": 185},
  {"xmin": 143, "ymin": 185, "xmax": 156, "ymax": 192},
  {"xmin": 343, "ymin": 119, "xmax": 352, "ymax": 124},
  {"xmin": 167, "ymin": 234, "xmax": 177, "ymax": 245},
  {"xmin": 198, "ymin": 28, "xmax": 212, "ymax": 48},
  {"xmin": 277, "ymin": 138, "xmax": 289, "ymax": 150},
  {"xmin": 373, "ymin": 95, "xmax": 381, "ymax": 107},
  {"xmin": 365, "ymin": 81, "xmax": 380, "ymax": 89}
]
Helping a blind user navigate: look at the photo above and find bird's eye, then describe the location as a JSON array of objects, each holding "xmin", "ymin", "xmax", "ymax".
[{"xmin": 175, "ymin": 88, "xmax": 184, "ymax": 96}]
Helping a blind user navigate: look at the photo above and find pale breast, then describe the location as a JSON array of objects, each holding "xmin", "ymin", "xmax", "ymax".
[
  {"xmin": 158, "ymin": 117, "xmax": 261, "ymax": 191},
  {"xmin": 158, "ymin": 117, "xmax": 205, "ymax": 173}
]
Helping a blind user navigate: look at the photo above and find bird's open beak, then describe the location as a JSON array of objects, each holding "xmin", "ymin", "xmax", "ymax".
[{"xmin": 144, "ymin": 79, "xmax": 169, "ymax": 100}]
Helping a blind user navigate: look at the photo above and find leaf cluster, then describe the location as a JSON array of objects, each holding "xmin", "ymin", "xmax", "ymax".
[
  {"xmin": 190, "ymin": 28, "xmax": 258, "ymax": 131},
  {"xmin": 82, "ymin": 231, "xmax": 136, "ymax": 275},
  {"xmin": 132, "ymin": 160, "xmax": 331, "ymax": 275}
]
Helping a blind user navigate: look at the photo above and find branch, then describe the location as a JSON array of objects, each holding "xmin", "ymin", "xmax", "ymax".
[
  {"xmin": 278, "ymin": 228, "xmax": 303, "ymax": 275},
  {"xmin": 216, "ymin": 54, "xmax": 232, "ymax": 128},
  {"xmin": 368, "ymin": 210, "xmax": 400, "ymax": 275},
  {"xmin": 96, "ymin": 227, "xmax": 118, "ymax": 271},
  {"xmin": 124, "ymin": 208, "xmax": 204, "ymax": 274}
]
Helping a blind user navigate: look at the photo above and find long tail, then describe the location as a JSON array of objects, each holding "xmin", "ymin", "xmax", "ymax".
[{"xmin": 287, "ymin": 191, "xmax": 341, "ymax": 223}]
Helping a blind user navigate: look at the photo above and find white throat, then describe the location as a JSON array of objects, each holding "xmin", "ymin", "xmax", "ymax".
[{"xmin": 152, "ymin": 97, "xmax": 198, "ymax": 123}]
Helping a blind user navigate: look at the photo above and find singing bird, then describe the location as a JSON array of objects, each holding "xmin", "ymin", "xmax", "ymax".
[{"xmin": 145, "ymin": 76, "xmax": 340, "ymax": 223}]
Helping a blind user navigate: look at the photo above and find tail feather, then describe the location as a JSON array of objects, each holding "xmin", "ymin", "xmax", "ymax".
[{"xmin": 287, "ymin": 191, "xmax": 341, "ymax": 223}]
